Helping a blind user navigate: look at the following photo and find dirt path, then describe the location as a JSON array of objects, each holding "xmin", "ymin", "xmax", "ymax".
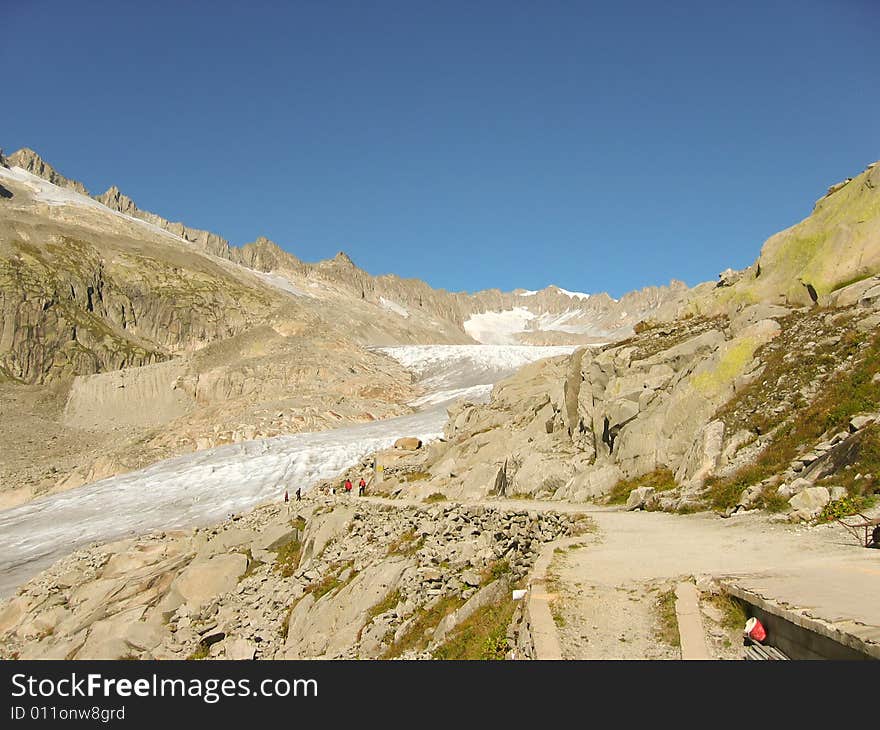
[
  {"xmin": 364, "ymin": 494, "xmax": 878, "ymax": 659},
  {"xmin": 549, "ymin": 507, "xmax": 877, "ymax": 659}
]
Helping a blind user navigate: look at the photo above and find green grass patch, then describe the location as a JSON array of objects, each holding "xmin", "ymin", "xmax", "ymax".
[
  {"xmin": 830, "ymin": 272, "xmax": 873, "ymax": 293},
  {"xmin": 707, "ymin": 593, "xmax": 748, "ymax": 633},
  {"xmin": 304, "ymin": 560, "xmax": 357, "ymax": 600},
  {"xmin": 424, "ymin": 492, "xmax": 447, "ymax": 503},
  {"xmin": 432, "ymin": 599, "xmax": 516, "ymax": 660},
  {"xmin": 480, "ymin": 559, "xmax": 511, "ymax": 585},
  {"xmin": 756, "ymin": 484, "xmax": 791, "ymax": 513},
  {"xmin": 305, "ymin": 574, "xmax": 342, "ymax": 600},
  {"xmin": 405, "ymin": 471, "xmax": 431, "ymax": 482},
  {"xmin": 386, "ymin": 529, "xmax": 424, "ymax": 556},
  {"xmin": 607, "ymin": 468, "xmax": 677, "ymax": 505},
  {"xmin": 550, "ymin": 601, "xmax": 566, "ymax": 628},
  {"xmin": 237, "ymin": 549, "xmax": 264, "ymax": 580},
  {"xmin": 279, "ymin": 606, "xmax": 294, "ymax": 640},
  {"xmin": 187, "ymin": 643, "xmax": 211, "ymax": 660},
  {"xmin": 272, "ymin": 539, "xmax": 302, "ymax": 578},
  {"xmin": 382, "ymin": 594, "xmax": 463, "ymax": 658},
  {"xmin": 365, "ymin": 589, "xmax": 403, "ymax": 625},
  {"xmin": 654, "ymin": 589, "xmax": 681, "ymax": 649}
]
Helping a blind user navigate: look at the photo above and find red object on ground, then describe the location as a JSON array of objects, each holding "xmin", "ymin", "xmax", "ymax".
[{"xmin": 744, "ymin": 617, "xmax": 767, "ymax": 643}]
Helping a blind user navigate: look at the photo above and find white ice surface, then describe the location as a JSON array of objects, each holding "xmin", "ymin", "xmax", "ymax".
[
  {"xmin": 377, "ymin": 344, "xmax": 574, "ymax": 394},
  {"xmin": 0, "ymin": 344, "xmax": 573, "ymax": 596},
  {"xmin": 462, "ymin": 308, "xmax": 537, "ymax": 344},
  {"xmin": 0, "ymin": 165, "xmax": 106, "ymax": 210}
]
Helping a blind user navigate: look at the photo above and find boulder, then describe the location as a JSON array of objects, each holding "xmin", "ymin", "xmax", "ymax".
[
  {"xmin": 394, "ymin": 437, "xmax": 422, "ymax": 450},
  {"xmin": 675, "ymin": 420, "xmax": 724, "ymax": 488},
  {"xmin": 730, "ymin": 304, "xmax": 792, "ymax": 334},
  {"xmin": 225, "ymin": 637, "xmax": 256, "ymax": 660},
  {"xmin": 510, "ymin": 453, "xmax": 574, "ymax": 497},
  {"xmin": 737, "ymin": 484, "xmax": 764, "ymax": 510},
  {"xmin": 0, "ymin": 597, "xmax": 28, "ymax": 635},
  {"xmin": 559, "ymin": 464, "xmax": 623, "ymax": 502},
  {"xmin": 777, "ymin": 477, "xmax": 814, "ymax": 499},
  {"xmin": 172, "ymin": 553, "xmax": 248, "ymax": 610},
  {"xmin": 120, "ymin": 620, "xmax": 167, "ymax": 651},
  {"xmin": 73, "ymin": 637, "xmax": 133, "ymax": 661},
  {"xmin": 849, "ymin": 415, "xmax": 877, "ymax": 432},
  {"xmin": 626, "ymin": 486, "xmax": 655, "ymax": 511},
  {"xmin": 788, "ymin": 487, "xmax": 831, "ymax": 521}
]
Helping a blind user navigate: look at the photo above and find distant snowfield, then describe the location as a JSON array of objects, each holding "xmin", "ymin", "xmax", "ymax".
[
  {"xmin": 0, "ymin": 344, "xmax": 573, "ymax": 596},
  {"xmin": 463, "ymin": 308, "xmax": 538, "ymax": 344},
  {"xmin": 463, "ymin": 305, "xmax": 601, "ymax": 343}
]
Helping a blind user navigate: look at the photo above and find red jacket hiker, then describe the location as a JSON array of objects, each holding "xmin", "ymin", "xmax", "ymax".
[{"xmin": 344, "ymin": 479, "xmax": 353, "ymax": 492}]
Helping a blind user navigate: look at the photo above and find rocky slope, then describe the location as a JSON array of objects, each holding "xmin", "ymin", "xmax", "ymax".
[
  {"xmin": 356, "ymin": 290, "xmax": 880, "ymax": 525},
  {"xmin": 0, "ymin": 494, "xmax": 582, "ymax": 660}
]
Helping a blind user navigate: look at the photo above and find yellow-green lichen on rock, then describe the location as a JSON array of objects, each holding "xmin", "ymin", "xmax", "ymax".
[
  {"xmin": 737, "ymin": 162, "xmax": 880, "ymax": 306},
  {"xmin": 690, "ymin": 336, "xmax": 758, "ymax": 398},
  {"xmin": 682, "ymin": 161, "xmax": 880, "ymax": 314}
]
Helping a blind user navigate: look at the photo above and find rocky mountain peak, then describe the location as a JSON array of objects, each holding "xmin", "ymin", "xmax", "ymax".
[
  {"xmin": 96, "ymin": 185, "xmax": 138, "ymax": 216},
  {"xmin": 333, "ymin": 251, "xmax": 354, "ymax": 265},
  {"xmin": 7, "ymin": 148, "xmax": 90, "ymax": 196}
]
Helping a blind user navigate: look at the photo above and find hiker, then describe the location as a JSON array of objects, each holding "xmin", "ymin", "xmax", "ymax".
[
  {"xmin": 358, "ymin": 477, "xmax": 367, "ymax": 496},
  {"xmin": 296, "ymin": 487, "xmax": 302, "ymax": 501},
  {"xmin": 284, "ymin": 490, "xmax": 289, "ymax": 503},
  {"xmin": 344, "ymin": 478, "xmax": 353, "ymax": 494}
]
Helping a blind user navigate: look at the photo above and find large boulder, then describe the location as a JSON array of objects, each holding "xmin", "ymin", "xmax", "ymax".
[
  {"xmin": 510, "ymin": 452, "xmax": 575, "ymax": 497},
  {"xmin": 626, "ymin": 486, "xmax": 656, "ymax": 511},
  {"xmin": 394, "ymin": 437, "xmax": 422, "ymax": 451},
  {"xmin": 675, "ymin": 420, "xmax": 724, "ymax": 488},
  {"xmin": 556, "ymin": 464, "xmax": 623, "ymax": 502},
  {"xmin": 788, "ymin": 486, "xmax": 831, "ymax": 521},
  {"xmin": 172, "ymin": 553, "xmax": 248, "ymax": 610}
]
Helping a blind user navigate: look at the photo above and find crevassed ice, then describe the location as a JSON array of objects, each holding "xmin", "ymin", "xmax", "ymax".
[{"xmin": 0, "ymin": 344, "xmax": 573, "ymax": 595}]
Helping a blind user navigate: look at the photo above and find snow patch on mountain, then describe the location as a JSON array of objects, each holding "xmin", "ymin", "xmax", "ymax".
[
  {"xmin": 0, "ymin": 165, "xmax": 197, "ymax": 249},
  {"xmin": 463, "ymin": 308, "xmax": 537, "ymax": 344},
  {"xmin": 553, "ymin": 286, "xmax": 591, "ymax": 300}
]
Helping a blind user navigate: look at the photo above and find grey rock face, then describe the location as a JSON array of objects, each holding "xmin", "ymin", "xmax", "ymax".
[{"xmin": 6, "ymin": 148, "xmax": 90, "ymax": 196}]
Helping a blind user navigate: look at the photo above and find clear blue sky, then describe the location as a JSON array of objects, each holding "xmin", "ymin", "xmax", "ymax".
[{"xmin": 3, "ymin": 1, "xmax": 878, "ymax": 298}]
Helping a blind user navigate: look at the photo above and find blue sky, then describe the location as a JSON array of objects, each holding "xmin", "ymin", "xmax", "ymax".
[{"xmin": 3, "ymin": 1, "xmax": 878, "ymax": 298}]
